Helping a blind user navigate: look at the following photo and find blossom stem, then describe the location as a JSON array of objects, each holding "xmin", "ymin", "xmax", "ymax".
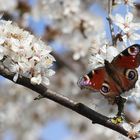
[{"xmin": 0, "ymin": 67, "xmax": 132, "ymax": 139}]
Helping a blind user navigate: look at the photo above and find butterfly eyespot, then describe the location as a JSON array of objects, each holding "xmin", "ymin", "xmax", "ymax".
[
  {"xmin": 128, "ymin": 46, "xmax": 139, "ymax": 55},
  {"xmin": 125, "ymin": 69, "xmax": 137, "ymax": 80},
  {"xmin": 100, "ymin": 83, "xmax": 110, "ymax": 95}
]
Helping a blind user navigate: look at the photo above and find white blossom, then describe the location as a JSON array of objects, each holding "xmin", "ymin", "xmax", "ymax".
[
  {"xmin": 88, "ymin": 44, "xmax": 119, "ymax": 70},
  {"xmin": 111, "ymin": 12, "xmax": 140, "ymax": 44},
  {"xmin": 111, "ymin": 12, "xmax": 140, "ymax": 33},
  {"xmin": 0, "ymin": 19, "xmax": 55, "ymax": 85}
]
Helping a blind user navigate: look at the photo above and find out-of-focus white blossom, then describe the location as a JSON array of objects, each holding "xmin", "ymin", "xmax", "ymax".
[
  {"xmin": 0, "ymin": 19, "xmax": 55, "ymax": 85},
  {"xmin": 121, "ymin": 122, "xmax": 140, "ymax": 139},
  {"xmin": 124, "ymin": 98, "xmax": 140, "ymax": 123},
  {"xmin": 55, "ymin": 11, "xmax": 104, "ymax": 60},
  {"xmin": 40, "ymin": 0, "xmax": 81, "ymax": 20},
  {"xmin": 0, "ymin": 0, "xmax": 17, "ymax": 12},
  {"xmin": 115, "ymin": 0, "xmax": 134, "ymax": 7},
  {"xmin": 31, "ymin": 0, "xmax": 105, "ymax": 60}
]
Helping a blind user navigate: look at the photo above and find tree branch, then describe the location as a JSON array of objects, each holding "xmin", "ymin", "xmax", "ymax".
[{"xmin": 0, "ymin": 67, "xmax": 130, "ymax": 139}]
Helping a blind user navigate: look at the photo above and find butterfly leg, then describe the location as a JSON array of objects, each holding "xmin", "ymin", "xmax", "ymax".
[
  {"xmin": 110, "ymin": 96, "xmax": 126, "ymax": 124},
  {"xmin": 116, "ymin": 96, "xmax": 126, "ymax": 116}
]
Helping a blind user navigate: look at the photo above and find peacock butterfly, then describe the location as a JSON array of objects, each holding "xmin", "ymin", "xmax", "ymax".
[{"xmin": 78, "ymin": 44, "xmax": 140, "ymax": 103}]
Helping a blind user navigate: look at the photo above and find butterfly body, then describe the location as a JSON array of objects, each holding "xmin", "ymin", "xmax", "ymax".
[{"xmin": 78, "ymin": 44, "xmax": 140, "ymax": 102}]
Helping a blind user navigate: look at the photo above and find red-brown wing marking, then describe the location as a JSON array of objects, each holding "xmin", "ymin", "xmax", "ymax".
[
  {"xmin": 112, "ymin": 55, "xmax": 139, "ymax": 69},
  {"xmin": 78, "ymin": 67, "xmax": 105, "ymax": 91},
  {"xmin": 111, "ymin": 44, "xmax": 140, "ymax": 69},
  {"xmin": 110, "ymin": 68, "xmax": 137, "ymax": 92},
  {"xmin": 78, "ymin": 66, "xmax": 122, "ymax": 98},
  {"xmin": 89, "ymin": 67, "xmax": 105, "ymax": 90}
]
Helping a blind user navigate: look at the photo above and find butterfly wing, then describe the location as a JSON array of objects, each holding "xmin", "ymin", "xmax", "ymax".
[
  {"xmin": 112, "ymin": 44, "xmax": 140, "ymax": 69},
  {"xmin": 102, "ymin": 44, "xmax": 140, "ymax": 96},
  {"xmin": 78, "ymin": 44, "xmax": 140, "ymax": 99},
  {"xmin": 78, "ymin": 66, "xmax": 122, "ymax": 99},
  {"xmin": 110, "ymin": 44, "xmax": 140, "ymax": 91},
  {"xmin": 78, "ymin": 67, "xmax": 105, "ymax": 91}
]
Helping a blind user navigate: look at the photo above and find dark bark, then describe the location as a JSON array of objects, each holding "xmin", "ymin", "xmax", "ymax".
[{"xmin": 0, "ymin": 67, "xmax": 129, "ymax": 138}]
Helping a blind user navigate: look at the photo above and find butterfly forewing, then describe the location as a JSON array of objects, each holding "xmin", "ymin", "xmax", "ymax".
[{"xmin": 78, "ymin": 67, "xmax": 105, "ymax": 91}]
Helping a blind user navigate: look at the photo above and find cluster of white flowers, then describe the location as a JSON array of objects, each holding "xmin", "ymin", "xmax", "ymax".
[
  {"xmin": 88, "ymin": 43, "xmax": 120, "ymax": 70},
  {"xmin": 111, "ymin": 12, "xmax": 140, "ymax": 45},
  {"xmin": 0, "ymin": 19, "xmax": 55, "ymax": 85}
]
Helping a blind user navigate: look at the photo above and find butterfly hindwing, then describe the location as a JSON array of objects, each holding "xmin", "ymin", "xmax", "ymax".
[
  {"xmin": 111, "ymin": 44, "xmax": 140, "ymax": 91},
  {"xmin": 112, "ymin": 44, "xmax": 140, "ymax": 69}
]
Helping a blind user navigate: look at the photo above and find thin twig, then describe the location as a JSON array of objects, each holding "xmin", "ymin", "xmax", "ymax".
[
  {"xmin": 0, "ymin": 67, "xmax": 130, "ymax": 139},
  {"xmin": 108, "ymin": 0, "xmax": 115, "ymax": 46}
]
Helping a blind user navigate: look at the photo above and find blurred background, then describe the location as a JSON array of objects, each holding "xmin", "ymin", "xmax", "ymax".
[{"xmin": 0, "ymin": 0, "xmax": 140, "ymax": 140}]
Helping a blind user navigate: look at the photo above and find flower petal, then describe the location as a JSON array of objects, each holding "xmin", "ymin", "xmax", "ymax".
[{"xmin": 31, "ymin": 75, "xmax": 42, "ymax": 85}]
